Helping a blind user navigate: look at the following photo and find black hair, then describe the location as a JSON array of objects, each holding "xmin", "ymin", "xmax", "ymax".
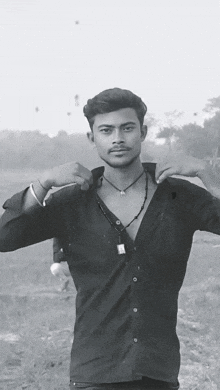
[{"xmin": 83, "ymin": 87, "xmax": 147, "ymax": 130}]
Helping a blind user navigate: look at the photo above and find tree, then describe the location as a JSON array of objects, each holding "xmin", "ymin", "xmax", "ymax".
[
  {"xmin": 157, "ymin": 126, "xmax": 179, "ymax": 151},
  {"xmin": 0, "ymin": 129, "xmax": 101, "ymax": 169},
  {"xmin": 144, "ymin": 112, "xmax": 159, "ymax": 128},
  {"xmin": 156, "ymin": 110, "xmax": 184, "ymax": 151},
  {"xmin": 203, "ymin": 96, "xmax": 220, "ymax": 114},
  {"xmin": 164, "ymin": 110, "xmax": 184, "ymax": 127},
  {"xmin": 203, "ymin": 111, "xmax": 220, "ymax": 166},
  {"xmin": 202, "ymin": 96, "xmax": 220, "ymax": 166},
  {"xmin": 175, "ymin": 123, "xmax": 213, "ymax": 159}
]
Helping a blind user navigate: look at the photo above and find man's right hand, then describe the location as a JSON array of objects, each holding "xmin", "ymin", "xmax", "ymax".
[
  {"xmin": 40, "ymin": 162, "xmax": 93, "ymax": 191},
  {"xmin": 23, "ymin": 162, "xmax": 93, "ymax": 212}
]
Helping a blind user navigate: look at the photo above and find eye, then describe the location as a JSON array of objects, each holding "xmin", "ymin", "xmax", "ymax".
[
  {"xmin": 123, "ymin": 126, "xmax": 135, "ymax": 131},
  {"xmin": 100, "ymin": 128, "xmax": 112, "ymax": 134}
]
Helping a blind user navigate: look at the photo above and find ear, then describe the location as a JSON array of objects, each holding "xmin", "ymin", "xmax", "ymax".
[
  {"xmin": 87, "ymin": 131, "xmax": 94, "ymax": 144},
  {"xmin": 140, "ymin": 124, "xmax": 148, "ymax": 141}
]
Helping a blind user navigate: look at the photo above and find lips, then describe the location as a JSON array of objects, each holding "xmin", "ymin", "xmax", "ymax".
[{"xmin": 109, "ymin": 148, "xmax": 130, "ymax": 153}]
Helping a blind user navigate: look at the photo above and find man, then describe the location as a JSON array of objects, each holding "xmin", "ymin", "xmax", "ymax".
[{"xmin": 0, "ymin": 88, "xmax": 220, "ymax": 390}]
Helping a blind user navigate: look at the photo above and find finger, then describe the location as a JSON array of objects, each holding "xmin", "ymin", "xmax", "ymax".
[
  {"xmin": 80, "ymin": 182, "xmax": 90, "ymax": 191},
  {"xmin": 79, "ymin": 172, "xmax": 93, "ymax": 188},
  {"xmin": 157, "ymin": 168, "xmax": 177, "ymax": 183},
  {"xmin": 155, "ymin": 163, "xmax": 171, "ymax": 183},
  {"xmin": 73, "ymin": 175, "xmax": 87, "ymax": 187},
  {"xmin": 77, "ymin": 165, "xmax": 93, "ymax": 186},
  {"xmin": 74, "ymin": 176, "xmax": 90, "ymax": 191},
  {"xmin": 88, "ymin": 174, "xmax": 93, "ymax": 186}
]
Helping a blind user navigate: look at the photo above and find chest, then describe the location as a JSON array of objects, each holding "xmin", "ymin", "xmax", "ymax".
[
  {"xmin": 97, "ymin": 181, "xmax": 158, "ymax": 242},
  {"xmin": 65, "ymin": 191, "xmax": 194, "ymax": 290}
]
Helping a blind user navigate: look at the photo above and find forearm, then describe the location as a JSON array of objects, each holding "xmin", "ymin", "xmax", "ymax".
[
  {"xmin": 0, "ymin": 173, "xmax": 56, "ymax": 252},
  {"xmin": 197, "ymin": 162, "xmax": 220, "ymax": 199},
  {"xmin": 0, "ymin": 161, "xmax": 92, "ymax": 252},
  {"xmin": 0, "ymin": 186, "xmax": 56, "ymax": 252}
]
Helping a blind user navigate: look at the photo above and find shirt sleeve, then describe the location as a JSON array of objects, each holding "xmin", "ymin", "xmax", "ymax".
[
  {"xmin": 0, "ymin": 187, "xmax": 61, "ymax": 252},
  {"xmin": 191, "ymin": 185, "xmax": 220, "ymax": 235}
]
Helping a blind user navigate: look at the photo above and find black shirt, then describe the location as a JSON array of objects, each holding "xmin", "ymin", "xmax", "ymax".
[{"xmin": 0, "ymin": 163, "xmax": 220, "ymax": 384}]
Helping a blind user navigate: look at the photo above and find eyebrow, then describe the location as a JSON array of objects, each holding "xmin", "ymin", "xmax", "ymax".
[{"xmin": 98, "ymin": 121, "xmax": 136, "ymax": 129}]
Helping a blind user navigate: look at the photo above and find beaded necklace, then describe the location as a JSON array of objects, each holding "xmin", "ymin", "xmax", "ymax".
[
  {"xmin": 96, "ymin": 171, "xmax": 148, "ymax": 255},
  {"xmin": 103, "ymin": 170, "xmax": 145, "ymax": 196}
]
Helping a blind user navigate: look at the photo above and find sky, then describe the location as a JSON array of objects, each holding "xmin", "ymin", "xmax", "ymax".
[{"xmin": 0, "ymin": 0, "xmax": 220, "ymax": 137}]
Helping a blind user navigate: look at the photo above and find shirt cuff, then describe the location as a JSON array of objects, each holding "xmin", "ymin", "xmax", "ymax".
[{"xmin": 30, "ymin": 183, "xmax": 46, "ymax": 207}]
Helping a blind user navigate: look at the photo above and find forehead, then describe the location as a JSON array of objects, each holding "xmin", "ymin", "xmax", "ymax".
[{"xmin": 93, "ymin": 108, "xmax": 139, "ymax": 128}]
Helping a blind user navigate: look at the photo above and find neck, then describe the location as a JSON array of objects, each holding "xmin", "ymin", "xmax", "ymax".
[{"xmin": 103, "ymin": 159, "xmax": 144, "ymax": 188}]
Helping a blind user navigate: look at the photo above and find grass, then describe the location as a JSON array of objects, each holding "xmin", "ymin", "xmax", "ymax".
[{"xmin": 0, "ymin": 170, "xmax": 220, "ymax": 389}]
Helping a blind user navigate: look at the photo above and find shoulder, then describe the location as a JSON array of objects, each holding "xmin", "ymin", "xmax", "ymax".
[
  {"xmin": 166, "ymin": 176, "xmax": 212, "ymax": 203},
  {"xmin": 46, "ymin": 165, "xmax": 105, "ymax": 207},
  {"xmin": 143, "ymin": 161, "xmax": 208, "ymax": 196}
]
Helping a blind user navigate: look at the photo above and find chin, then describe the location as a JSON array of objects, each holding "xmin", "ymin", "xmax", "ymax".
[{"xmin": 101, "ymin": 155, "xmax": 140, "ymax": 168}]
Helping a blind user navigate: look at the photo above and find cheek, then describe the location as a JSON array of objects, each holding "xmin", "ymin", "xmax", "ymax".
[
  {"xmin": 94, "ymin": 138, "xmax": 108, "ymax": 153},
  {"xmin": 131, "ymin": 135, "xmax": 142, "ymax": 148}
]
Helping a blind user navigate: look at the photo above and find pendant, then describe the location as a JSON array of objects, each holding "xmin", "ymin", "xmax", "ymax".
[
  {"xmin": 120, "ymin": 190, "xmax": 126, "ymax": 196},
  {"xmin": 117, "ymin": 243, "xmax": 126, "ymax": 255}
]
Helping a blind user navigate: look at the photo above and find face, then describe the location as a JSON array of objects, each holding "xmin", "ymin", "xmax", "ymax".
[{"xmin": 87, "ymin": 108, "xmax": 147, "ymax": 168}]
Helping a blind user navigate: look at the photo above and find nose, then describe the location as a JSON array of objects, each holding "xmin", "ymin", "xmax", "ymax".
[{"xmin": 112, "ymin": 128, "xmax": 124, "ymax": 144}]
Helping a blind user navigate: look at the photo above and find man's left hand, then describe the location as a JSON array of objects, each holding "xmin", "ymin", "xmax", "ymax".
[{"xmin": 155, "ymin": 153, "xmax": 206, "ymax": 184}]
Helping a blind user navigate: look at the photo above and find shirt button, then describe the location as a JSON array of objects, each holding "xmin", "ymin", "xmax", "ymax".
[
  {"xmin": 133, "ymin": 277, "xmax": 137, "ymax": 282},
  {"xmin": 133, "ymin": 247, "xmax": 137, "ymax": 251},
  {"xmin": 116, "ymin": 220, "xmax": 121, "ymax": 225},
  {"xmin": 137, "ymin": 266, "xmax": 140, "ymax": 270},
  {"xmin": 133, "ymin": 308, "xmax": 138, "ymax": 312},
  {"xmin": 133, "ymin": 338, "xmax": 138, "ymax": 343}
]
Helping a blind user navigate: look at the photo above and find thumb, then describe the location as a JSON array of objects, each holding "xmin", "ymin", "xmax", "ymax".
[
  {"xmin": 80, "ymin": 182, "xmax": 90, "ymax": 191},
  {"xmin": 74, "ymin": 175, "xmax": 89, "ymax": 190}
]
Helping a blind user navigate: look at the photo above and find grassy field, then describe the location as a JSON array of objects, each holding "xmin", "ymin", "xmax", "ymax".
[{"xmin": 0, "ymin": 170, "xmax": 220, "ymax": 389}]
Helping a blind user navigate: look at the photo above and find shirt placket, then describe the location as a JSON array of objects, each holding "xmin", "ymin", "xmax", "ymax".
[{"xmin": 129, "ymin": 245, "xmax": 143, "ymax": 380}]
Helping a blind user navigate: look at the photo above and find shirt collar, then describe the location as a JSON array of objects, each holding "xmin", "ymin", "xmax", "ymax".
[{"xmin": 91, "ymin": 162, "xmax": 157, "ymax": 189}]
